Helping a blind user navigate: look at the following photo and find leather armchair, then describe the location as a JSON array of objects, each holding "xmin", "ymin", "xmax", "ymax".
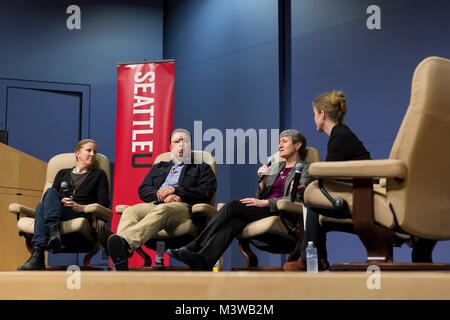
[
  {"xmin": 9, "ymin": 153, "xmax": 113, "ymax": 270},
  {"xmin": 303, "ymin": 56, "xmax": 450, "ymax": 271},
  {"xmin": 115, "ymin": 150, "xmax": 217, "ymax": 270},
  {"xmin": 231, "ymin": 147, "xmax": 322, "ymax": 271}
]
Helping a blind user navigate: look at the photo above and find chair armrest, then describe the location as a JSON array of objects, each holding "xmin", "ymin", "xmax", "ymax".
[
  {"xmin": 115, "ymin": 205, "xmax": 129, "ymax": 215},
  {"xmin": 9, "ymin": 203, "xmax": 35, "ymax": 218},
  {"xmin": 309, "ymin": 159, "xmax": 407, "ymax": 179},
  {"xmin": 192, "ymin": 203, "xmax": 217, "ymax": 219},
  {"xmin": 84, "ymin": 204, "xmax": 113, "ymax": 221},
  {"xmin": 276, "ymin": 199, "xmax": 303, "ymax": 215}
]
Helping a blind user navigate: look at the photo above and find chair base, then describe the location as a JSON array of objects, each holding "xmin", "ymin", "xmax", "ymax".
[
  {"xmin": 231, "ymin": 267, "xmax": 284, "ymax": 271},
  {"xmin": 130, "ymin": 266, "xmax": 192, "ymax": 271},
  {"xmin": 330, "ymin": 262, "xmax": 450, "ymax": 271}
]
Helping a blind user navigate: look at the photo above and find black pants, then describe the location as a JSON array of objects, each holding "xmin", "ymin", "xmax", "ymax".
[
  {"xmin": 301, "ymin": 208, "xmax": 329, "ymax": 261},
  {"xmin": 185, "ymin": 200, "xmax": 276, "ymax": 269}
]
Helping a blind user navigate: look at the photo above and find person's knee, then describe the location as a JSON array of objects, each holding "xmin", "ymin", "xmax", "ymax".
[
  {"xmin": 43, "ymin": 187, "xmax": 60, "ymax": 200},
  {"xmin": 225, "ymin": 200, "xmax": 242, "ymax": 209},
  {"xmin": 222, "ymin": 200, "xmax": 245, "ymax": 216},
  {"xmin": 122, "ymin": 203, "xmax": 148, "ymax": 218},
  {"xmin": 118, "ymin": 205, "xmax": 144, "ymax": 232},
  {"xmin": 122, "ymin": 206, "xmax": 134, "ymax": 217}
]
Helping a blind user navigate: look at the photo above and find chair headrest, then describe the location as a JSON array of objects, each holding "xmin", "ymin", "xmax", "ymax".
[
  {"xmin": 272, "ymin": 146, "xmax": 322, "ymax": 163},
  {"xmin": 45, "ymin": 153, "xmax": 111, "ymax": 191},
  {"xmin": 154, "ymin": 151, "xmax": 216, "ymax": 175}
]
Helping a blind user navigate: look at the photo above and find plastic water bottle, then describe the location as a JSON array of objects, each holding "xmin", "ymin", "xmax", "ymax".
[
  {"xmin": 306, "ymin": 241, "xmax": 318, "ymax": 273},
  {"xmin": 213, "ymin": 257, "xmax": 223, "ymax": 272}
]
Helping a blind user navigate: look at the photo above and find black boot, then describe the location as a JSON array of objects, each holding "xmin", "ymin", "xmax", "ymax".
[
  {"xmin": 18, "ymin": 246, "xmax": 45, "ymax": 270},
  {"xmin": 108, "ymin": 234, "xmax": 132, "ymax": 271},
  {"xmin": 47, "ymin": 224, "xmax": 62, "ymax": 253}
]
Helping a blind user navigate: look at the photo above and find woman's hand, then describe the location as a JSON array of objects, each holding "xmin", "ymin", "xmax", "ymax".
[
  {"xmin": 61, "ymin": 197, "xmax": 86, "ymax": 212},
  {"xmin": 157, "ymin": 187, "xmax": 175, "ymax": 201},
  {"xmin": 257, "ymin": 164, "xmax": 270, "ymax": 177},
  {"xmin": 240, "ymin": 198, "xmax": 269, "ymax": 207},
  {"xmin": 289, "ymin": 181, "xmax": 306, "ymax": 195}
]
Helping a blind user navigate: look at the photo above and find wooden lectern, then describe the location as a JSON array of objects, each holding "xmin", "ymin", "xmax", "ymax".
[{"xmin": 0, "ymin": 143, "xmax": 46, "ymax": 270}]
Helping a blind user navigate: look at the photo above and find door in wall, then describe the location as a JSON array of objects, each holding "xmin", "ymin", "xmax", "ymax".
[{"xmin": 0, "ymin": 78, "xmax": 91, "ymax": 267}]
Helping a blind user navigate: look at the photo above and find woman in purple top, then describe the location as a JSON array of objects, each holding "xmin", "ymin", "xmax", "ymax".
[{"xmin": 167, "ymin": 129, "xmax": 314, "ymax": 270}]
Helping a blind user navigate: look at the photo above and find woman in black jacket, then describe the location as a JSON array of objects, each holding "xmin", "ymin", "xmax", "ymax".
[
  {"xmin": 18, "ymin": 139, "xmax": 110, "ymax": 270},
  {"xmin": 284, "ymin": 90, "xmax": 371, "ymax": 271}
]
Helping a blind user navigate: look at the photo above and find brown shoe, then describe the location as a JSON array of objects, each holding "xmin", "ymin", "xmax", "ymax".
[
  {"xmin": 284, "ymin": 259, "xmax": 306, "ymax": 271},
  {"xmin": 284, "ymin": 259, "xmax": 329, "ymax": 272}
]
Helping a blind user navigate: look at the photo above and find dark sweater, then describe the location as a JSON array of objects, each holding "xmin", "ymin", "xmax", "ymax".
[
  {"xmin": 326, "ymin": 123, "xmax": 371, "ymax": 161},
  {"xmin": 138, "ymin": 161, "xmax": 217, "ymax": 207},
  {"xmin": 52, "ymin": 168, "xmax": 110, "ymax": 208}
]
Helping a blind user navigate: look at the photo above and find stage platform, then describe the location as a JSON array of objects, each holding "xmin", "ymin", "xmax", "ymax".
[{"xmin": 1, "ymin": 271, "xmax": 450, "ymax": 300}]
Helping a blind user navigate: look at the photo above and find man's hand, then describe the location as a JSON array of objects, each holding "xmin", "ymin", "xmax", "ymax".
[
  {"xmin": 163, "ymin": 194, "xmax": 182, "ymax": 203},
  {"xmin": 157, "ymin": 187, "xmax": 175, "ymax": 201},
  {"xmin": 240, "ymin": 198, "xmax": 269, "ymax": 208}
]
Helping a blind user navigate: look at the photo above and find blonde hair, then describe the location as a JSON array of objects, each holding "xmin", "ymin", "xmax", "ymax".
[
  {"xmin": 313, "ymin": 90, "xmax": 347, "ymax": 124},
  {"xmin": 75, "ymin": 139, "xmax": 98, "ymax": 153}
]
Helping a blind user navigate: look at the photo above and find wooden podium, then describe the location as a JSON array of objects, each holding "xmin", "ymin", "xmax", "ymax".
[{"xmin": 0, "ymin": 143, "xmax": 46, "ymax": 270}]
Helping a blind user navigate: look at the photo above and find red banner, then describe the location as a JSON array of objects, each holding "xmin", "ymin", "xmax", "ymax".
[{"xmin": 113, "ymin": 60, "xmax": 174, "ymax": 267}]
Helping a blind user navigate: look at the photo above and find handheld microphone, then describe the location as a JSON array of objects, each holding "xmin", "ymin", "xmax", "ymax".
[
  {"xmin": 290, "ymin": 163, "xmax": 304, "ymax": 202},
  {"xmin": 258, "ymin": 156, "xmax": 275, "ymax": 182},
  {"xmin": 60, "ymin": 181, "xmax": 71, "ymax": 198}
]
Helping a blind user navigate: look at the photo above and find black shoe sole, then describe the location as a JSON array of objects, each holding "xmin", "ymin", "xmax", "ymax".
[
  {"xmin": 108, "ymin": 235, "xmax": 129, "ymax": 271},
  {"xmin": 17, "ymin": 266, "xmax": 45, "ymax": 271},
  {"xmin": 167, "ymin": 247, "xmax": 208, "ymax": 271},
  {"xmin": 166, "ymin": 248, "xmax": 182, "ymax": 261}
]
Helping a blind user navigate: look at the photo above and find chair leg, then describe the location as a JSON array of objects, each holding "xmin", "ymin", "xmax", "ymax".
[
  {"xmin": 331, "ymin": 179, "xmax": 396, "ymax": 271},
  {"xmin": 83, "ymin": 241, "xmax": 101, "ymax": 267},
  {"xmin": 412, "ymin": 238, "xmax": 437, "ymax": 262},
  {"xmin": 287, "ymin": 212, "xmax": 305, "ymax": 262},
  {"xmin": 352, "ymin": 178, "xmax": 393, "ymax": 263},
  {"xmin": 239, "ymin": 239, "xmax": 258, "ymax": 268},
  {"xmin": 20, "ymin": 232, "xmax": 33, "ymax": 254},
  {"xmin": 136, "ymin": 246, "xmax": 152, "ymax": 267}
]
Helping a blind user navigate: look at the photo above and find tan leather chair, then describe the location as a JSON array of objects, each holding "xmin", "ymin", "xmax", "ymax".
[
  {"xmin": 9, "ymin": 153, "xmax": 113, "ymax": 270},
  {"xmin": 115, "ymin": 151, "xmax": 217, "ymax": 270},
  {"xmin": 230, "ymin": 147, "xmax": 322, "ymax": 271},
  {"xmin": 303, "ymin": 56, "xmax": 450, "ymax": 271}
]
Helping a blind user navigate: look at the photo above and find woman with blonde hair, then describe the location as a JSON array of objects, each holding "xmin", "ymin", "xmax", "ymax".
[
  {"xmin": 312, "ymin": 90, "xmax": 370, "ymax": 161},
  {"xmin": 285, "ymin": 90, "xmax": 371, "ymax": 271},
  {"xmin": 18, "ymin": 139, "xmax": 110, "ymax": 270}
]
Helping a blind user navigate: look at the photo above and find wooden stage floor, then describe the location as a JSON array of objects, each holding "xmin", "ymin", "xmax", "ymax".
[{"xmin": 1, "ymin": 271, "xmax": 450, "ymax": 300}]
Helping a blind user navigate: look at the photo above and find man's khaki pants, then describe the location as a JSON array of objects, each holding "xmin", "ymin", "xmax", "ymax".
[{"xmin": 117, "ymin": 202, "xmax": 190, "ymax": 251}]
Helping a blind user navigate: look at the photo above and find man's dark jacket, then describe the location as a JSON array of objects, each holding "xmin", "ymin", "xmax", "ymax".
[{"xmin": 138, "ymin": 160, "xmax": 217, "ymax": 208}]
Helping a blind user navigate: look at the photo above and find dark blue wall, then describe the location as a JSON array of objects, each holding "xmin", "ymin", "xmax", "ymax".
[
  {"xmin": 2, "ymin": 0, "xmax": 449, "ymax": 269},
  {"xmin": 164, "ymin": 0, "xmax": 281, "ymax": 269},
  {"xmin": 291, "ymin": 0, "xmax": 450, "ymax": 264},
  {"xmin": 0, "ymin": 0, "xmax": 163, "ymax": 160}
]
